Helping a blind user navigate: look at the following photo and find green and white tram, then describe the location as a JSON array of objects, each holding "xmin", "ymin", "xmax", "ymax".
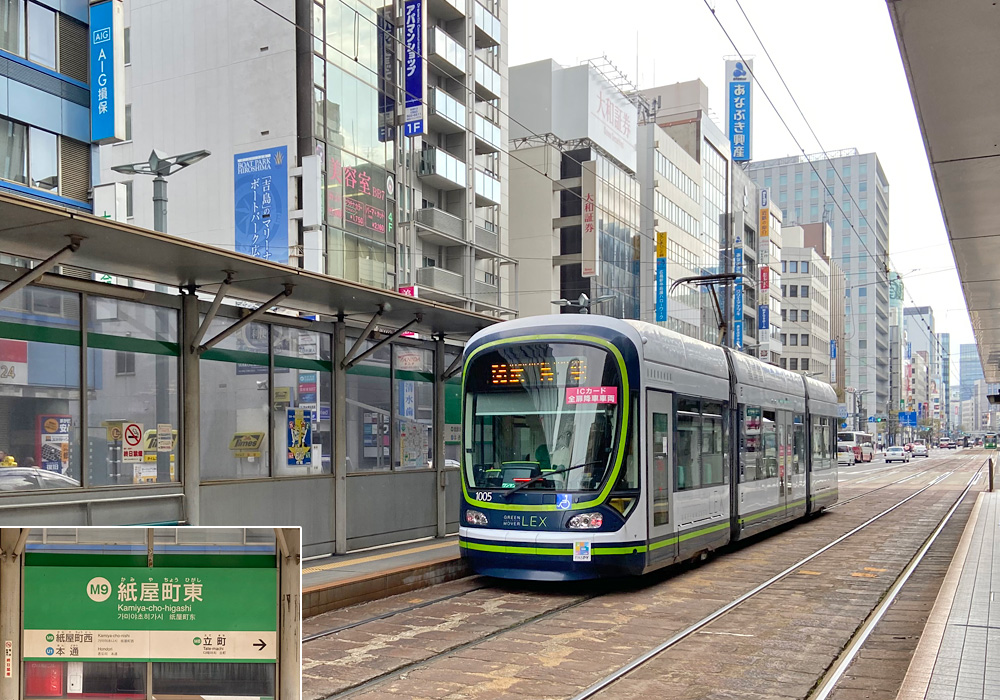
[{"xmin": 459, "ymin": 315, "xmax": 839, "ymax": 580}]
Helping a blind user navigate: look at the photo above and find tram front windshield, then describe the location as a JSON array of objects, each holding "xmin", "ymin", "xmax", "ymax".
[{"xmin": 464, "ymin": 343, "xmax": 622, "ymax": 492}]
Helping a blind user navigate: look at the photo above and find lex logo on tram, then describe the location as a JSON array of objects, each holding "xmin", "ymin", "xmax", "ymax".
[{"xmin": 458, "ymin": 315, "xmax": 839, "ymax": 581}]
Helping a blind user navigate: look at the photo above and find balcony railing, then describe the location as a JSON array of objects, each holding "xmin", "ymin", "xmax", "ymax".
[
  {"xmin": 429, "ymin": 87, "xmax": 466, "ymax": 133},
  {"xmin": 474, "ymin": 58, "xmax": 501, "ymax": 100},
  {"xmin": 428, "ymin": 27, "xmax": 465, "ymax": 77},
  {"xmin": 415, "ymin": 207, "xmax": 465, "ymax": 240},
  {"xmin": 419, "ymin": 147, "xmax": 467, "ymax": 190},
  {"xmin": 474, "ymin": 3, "xmax": 501, "ymax": 47},
  {"xmin": 474, "ymin": 114, "xmax": 501, "ymax": 154},
  {"xmin": 475, "ymin": 224, "xmax": 498, "ymax": 251},
  {"xmin": 417, "ymin": 266, "xmax": 463, "ymax": 296},
  {"xmin": 473, "ymin": 278, "xmax": 499, "ymax": 305},
  {"xmin": 474, "ymin": 170, "xmax": 501, "ymax": 206}
]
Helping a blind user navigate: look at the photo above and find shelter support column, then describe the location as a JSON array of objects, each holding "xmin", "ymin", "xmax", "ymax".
[
  {"xmin": 277, "ymin": 527, "xmax": 300, "ymax": 699},
  {"xmin": 434, "ymin": 336, "xmax": 447, "ymax": 537},
  {"xmin": 181, "ymin": 291, "xmax": 201, "ymax": 525},
  {"xmin": 0, "ymin": 529, "xmax": 23, "ymax": 700},
  {"xmin": 334, "ymin": 322, "xmax": 348, "ymax": 553}
]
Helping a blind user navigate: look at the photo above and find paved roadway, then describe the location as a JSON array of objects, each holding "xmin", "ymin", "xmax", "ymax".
[{"xmin": 302, "ymin": 448, "xmax": 985, "ymax": 700}]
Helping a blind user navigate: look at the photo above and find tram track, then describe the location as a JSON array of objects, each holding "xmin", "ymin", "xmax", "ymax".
[
  {"xmin": 568, "ymin": 453, "xmax": 985, "ymax": 699},
  {"xmin": 303, "ymin": 455, "xmax": 983, "ymax": 700}
]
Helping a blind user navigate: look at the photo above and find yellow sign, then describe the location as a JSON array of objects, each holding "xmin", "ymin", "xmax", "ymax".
[
  {"xmin": 759, "ymin": 207, "xmax": 769, "ymax": 238},
  {"xmin": 107, "ymin": 425, "xmax": 122, "ymax": 441},
  {"xmin": 274, "ymin": 387, "xmax": 291, "ymax": 404},
  {"xmin": 655, "ymin": 231, "xmax": 667, "ymax": 259},
  {"xmin": 229, "ymin": 432, "xmax": 265, "ymax": 458},
  {"xmin": 141, "ymin": 430, "xmax": 178, "ymax": 464}
]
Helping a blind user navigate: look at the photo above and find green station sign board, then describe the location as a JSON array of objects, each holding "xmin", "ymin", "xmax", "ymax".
[{"xmin": 23, "ymin": 567, "xmax": 277, "ymax": 662}]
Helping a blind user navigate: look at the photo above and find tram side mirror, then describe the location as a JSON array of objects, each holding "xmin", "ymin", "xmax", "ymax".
[{"xmin": 988, "ymin": 394, "xmax": 1000, "ymax": 405}]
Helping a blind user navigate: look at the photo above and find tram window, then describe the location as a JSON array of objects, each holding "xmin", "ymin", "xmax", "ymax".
[
  {"xmin": 674, "ymin": 398, "xmax": 701, "ymax": 491},
  {"xmin": 761, "ymin": 411, "xmax": 778, "ymax": 479},
  {"xmin": 702, "ymin": 401, "xmax": 725, "ymax": 486},
  {"xmin": 651, "ymin": 410, "xmax": 669, "ymax": 524},
  {"xmin": 741, "ymin": 405, "xmax": 763, "ymax": 482},
  {"xmin": 793, "ymin": 415, "xmax": 806, "ymax": 474},
  {"xmin": 612, "ymin": 395, "xmax": 640, "ymax": 492}
]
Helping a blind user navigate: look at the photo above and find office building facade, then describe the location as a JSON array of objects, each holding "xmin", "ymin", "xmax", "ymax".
[
  {"xmin": 748, "ymin": 149, "xmax": 890, "ymax": 407},
  {"xmin": 0, "ymin": 0, "xmax": 92, "ymax": 212},
  {"xmin": 960, "ymin": 342, "xmax": 984, "ymax": 402},
  {"xmin": 99, "ymin": 0, "xmax": 513, "ymax": 315}
]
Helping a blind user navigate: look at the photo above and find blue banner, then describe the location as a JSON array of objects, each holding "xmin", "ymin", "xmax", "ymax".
[
  {"xmin": 830, "ymin": 339, "xmax": 837, "ymax": 359},
  {"xmin": 655, "ymin": 257, "xmax": 667, "ymax": 323},
  {"xmin": 403, "ymin": 0, "xmax": 424, "ymax": 137},
  {"xmin": 758, "ymin": 304, "xmax": 769, "ymax": 330},
  {"xmin": 726, "ymin": 60, "xmax": 752, "ymax": 162},
  {"xmin": 234, "ymin": 146, "xmax": 289, "ymax": 263},
  {"xmin": 733, "ymin": 245, "xmax": 743, "ymax": 349},
  {"xmin": 89, "ymin": 1, "xmax": 121, "ymax": 143},
  {"xmin": 377, "ymin": 9, "xmax": 395, "ymax": 142}
]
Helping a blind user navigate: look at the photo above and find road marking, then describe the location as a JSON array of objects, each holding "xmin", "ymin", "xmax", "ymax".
[
  {"xmin": 797, "ymin": 570, "xmax": 823, "ymax": 576},
  {"xmin": 852, "ymin": 572, "xmax": 878, "ymax": 578},
  {"xmin": 864, "ymin": 567, "xmax": 887, "ymax": 572},
  {"xmin": 697, "ymin": 631, "xmax": 755, "ymax": 637}
]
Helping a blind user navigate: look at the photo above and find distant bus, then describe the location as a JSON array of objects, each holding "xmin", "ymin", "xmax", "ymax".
[
  {"xmin": 986, "ymin": 434, "xmax": 998, "ymax": 450},
  {"xmin": 838, "ymin": 431, "xmax": 875, "ymax": 462}
]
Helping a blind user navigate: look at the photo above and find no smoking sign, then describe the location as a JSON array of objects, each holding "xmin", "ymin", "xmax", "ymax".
[{"xmin": 123, "ymin": 422, "xmax": 144, "ymax": 463}]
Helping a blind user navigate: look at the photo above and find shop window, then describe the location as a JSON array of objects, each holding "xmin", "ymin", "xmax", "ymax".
[
  {"xmin": 271, "ymin": 326, "xmax": 332, "ymax": 476},
  {"xmin": 0, "ymin": 285, "xmax": 81, "ymax": 487}
]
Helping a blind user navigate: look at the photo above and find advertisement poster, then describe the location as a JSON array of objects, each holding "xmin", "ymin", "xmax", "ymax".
[
  {"xmin": 38, "ymin": 415, "xmax": 71, "ymax": 473},
  {"xmin": 286, "ymin": 409, "xmax": 312, "ymax": 466}
]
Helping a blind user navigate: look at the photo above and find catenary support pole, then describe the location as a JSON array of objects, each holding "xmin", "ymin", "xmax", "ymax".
[
  {"xmin": 434, "ymin": 335, "xmax": 447, "ymax": 537},
  {"xmin": 277, "ymin": 527, "xmax": 300, "ymax": 699},
  {"xmin": 0, "ymin": 528, "xmax": 22, "ymax": 700},
  {"xmin": 181, "ymin": 291, "xmax": 201, "ymax": 525},
  {"xmin": 334, "ymin": 322, "xmax": 348, "ymax": 553}
]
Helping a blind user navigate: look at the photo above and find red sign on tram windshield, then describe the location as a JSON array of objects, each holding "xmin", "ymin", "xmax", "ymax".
[{"xmin": 566, "ymin": 387, "xmax": 618, "ymax": 405}]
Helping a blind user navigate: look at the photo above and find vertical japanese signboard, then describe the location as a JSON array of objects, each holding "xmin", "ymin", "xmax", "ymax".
[
  {"xmin": 377, "ymin": 7, "xmax": 396, "ymax": 142},
  {"xmin": 733, "ymin": 237, "xmax": 743, "ymax": 349},
  {"xmin": 38, "ymin": 415, "xmax": 71, "ymax": 473},
  {"xmin": 830, "ymin": 339, "xmax": 837, "ymax": 383},
  {"xmin": 234, "ymin": 146, "xmax": 289, "ymax": 264},
  {"xmin": 655, "ymin": 231, "xmax": 667, "ymax": 323},
  {"xmin": 725, "ymin": 59, "xmax": 752, "ymax": 162},
  {"xmin": 403, "ymin": 0, "xmax": 425, "ymax": 137},
  {"xmin": 757, "ymin": 188, "xmax": 770, "ymax": 338},
  {"xmin": 23, "ymin": 567, "xmax": 277, "ymax": 662},
  {"xmin": 581, "ymin": 160, "xmax": 599, "ymax": 278},
  {"xmin": 89, "ymin": 0, "xmax": 125, "ymax": 143}
]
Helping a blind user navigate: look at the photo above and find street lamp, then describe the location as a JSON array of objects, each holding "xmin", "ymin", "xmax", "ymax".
[
  {"xmin": 111, "ymin": 149, "xmax": 209, "ymax": 485},
  {"xmin": 552, "ymin": 293, "xmax": 617, "ymax": 315},
  {"xmin": 112, "ymin": 149, "xmax": 211, "ymax": 233}
]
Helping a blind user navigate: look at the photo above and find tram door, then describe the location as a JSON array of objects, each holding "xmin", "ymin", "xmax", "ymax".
[{"xmin": 647, "ymin": 391, "xmax": 676, "ymax": 565}]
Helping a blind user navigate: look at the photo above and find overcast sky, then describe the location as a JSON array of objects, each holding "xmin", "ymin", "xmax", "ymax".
[{"xmin": 508, "ymin": 0, "xmax": 970, "ymax": 366}]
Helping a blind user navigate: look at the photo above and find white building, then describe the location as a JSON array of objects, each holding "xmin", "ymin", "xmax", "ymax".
[{"xmin": 778, "ymin": 229, "xmax": 831, "ymax": 380}]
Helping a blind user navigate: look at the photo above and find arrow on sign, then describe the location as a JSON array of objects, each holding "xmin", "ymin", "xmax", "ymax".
[{"xmin": 253, "ymin": 639, "xmax": 267, "ymax": 651}]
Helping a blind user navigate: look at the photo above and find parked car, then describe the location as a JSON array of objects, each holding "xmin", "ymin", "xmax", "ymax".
[
  {"xmin": 885, "ymin": 446, "xmax": 911, "ymax": 463},
  {"xmin": 912, "ymin": 443, "xmax": 929, "ymax": 457},
  {"xmin": 0, "ymin": 467, "xmax": 80, "ymax": 491},
  {"xmin": 837, "ymin": 444, "xmax": 857, "ymax": 466}
]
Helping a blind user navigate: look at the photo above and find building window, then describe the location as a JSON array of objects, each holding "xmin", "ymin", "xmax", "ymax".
[
  {"xmin": 125, "ymin": 180, "xmax": 134, "ymax": 218},
  {"xmin": 789, "ymin": 261, "xmax": 798, "ymax": 273},
  {"xmin": 125, "ymin": 104, "xmax": 132, "ymax": 141},
  {"xmin": 26, "ymin": 1, "xmax": 55, "ymax": 69},
  {"xmin": 781, "ymin": 308, "xmax": 786, "ymax": 322},
  {"xmin": 781, "ymin": 333, "xmax": 787, "ymax": 345},
  {"xmin": 781, "ymin": 261, "xmax": 786, "ymax": 273},
  {"xmin": 781, "ymin": 285, "xmax": 787, "ymax": 296},
  {"xmin": 789, "ymin": 286, "xmax": 798, "ymax": 297},
  {"xmin": 790, "ymin": 335, "xmax": 798, "ymax": 346},
  {"xmin": 28, "ymin": 126, "xmax": 57, "ymax": 191},
  {"xmin": 801, "ymin": 334, "xmax": 810, "ymax": 347},
  {"xmin": 0, "ymin": 0, "xmax": 26, "ymax": 56},
  {"xmin": 801, "ymin": 261, "xmax": 809, "ymax": 273},
  {"xmin": 0, "ymin": 116, "xmax": 28, "ymax": 184},
  {"xmin": 801, "ymin": 358, "xmax": 810, "ymax": 371},
  {"xmin": 789, "ymin": 358, "xmax": 798, "ymax": 370},
  {"xmin": 801, "ymin": 310, "xmax": 809, "ymax": 322},
  {"xmin": 789, "ymin": 309, "xmax": 798, "ymax": 322},
  {"xmin": 124, "ymin": 25, "xmax": 130, "ymax": 64},
  {"xmin": 859, "ymin": 287, "xmax": 867, "ymax": 297},
  {"xmin": 115, "ymin": 350, "xmax": 136, "ymax": 376},
  {"xmin": 801, "ymin": 286, "xmax": 809, "ymax": 298},
  {"xmin": 780, "ymin": 358, "xmax": 787, "ymax": 369}
]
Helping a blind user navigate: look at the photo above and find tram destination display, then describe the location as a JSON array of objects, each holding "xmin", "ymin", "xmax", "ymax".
[{"xmin": 489, "ymin": 360, "xmax": 587, "ymax": 386}]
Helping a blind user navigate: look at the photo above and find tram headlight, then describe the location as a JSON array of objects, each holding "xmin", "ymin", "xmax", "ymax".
[
  {"xmin": 465, "ymin": 509, "xmax": 488, "ymax": 526},
  {"xmin": 566, "ymin": 512, "xmax": 604, "ymax": 529}
]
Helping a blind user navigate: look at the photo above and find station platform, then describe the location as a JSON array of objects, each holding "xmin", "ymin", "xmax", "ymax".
[
  {"xmin": 898, "ymin": 489, "xmax": 1000, "ymax": 699},
  {"xmin": 301, "ymin": 535, "xmax": 467, "ymax": 618}
]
